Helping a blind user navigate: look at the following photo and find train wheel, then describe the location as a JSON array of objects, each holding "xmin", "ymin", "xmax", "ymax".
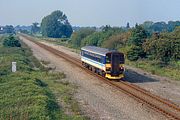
[
  {"xmin": 92, "ymin": 67, "xmax": 96, "ymax": 73},
  {"xmin": 82, "ymin": 62, "xmax": 85, "ymax": 67},
  {"xmin": 89, "ymin": 66, "xmax": 92, "ymax": 71},
  {"xmin": 120, "ymin": 77, "xmax": 125, "ymax": 81},
  {"xmin": 85, "ymin": 64, "xmax": 88, "ymax": 68},
  {"xmin": 96, "ymin": 68, "xmax": 100, "ymax": 74},
  {"xmin": 100, "ymin": 71, "xmax": 105, "ymax": 77},
  {"xmin": 103, "ymin": 72, "xmax": 106, "ymax": 77}
]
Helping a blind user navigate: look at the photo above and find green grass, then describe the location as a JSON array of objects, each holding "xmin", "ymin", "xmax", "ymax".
[
  {"xmin": 126, "ymin": 59, "xmax": 180, "ymax": 81},
  {"xmin": 0, "ymin": 35, "xmax": 86, "ymax": 120}
]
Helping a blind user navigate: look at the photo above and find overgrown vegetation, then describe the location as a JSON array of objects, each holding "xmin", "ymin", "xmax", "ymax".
[{"xmin": 0, "ymin": 35, "xmax": 86, "ymax": 119}]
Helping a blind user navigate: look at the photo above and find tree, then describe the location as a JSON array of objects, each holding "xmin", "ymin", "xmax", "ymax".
[
  {"xmin": 127, "ymin": 46, "xmax": 146, "ymax": 61},
  {"xmin": 126, "ymin": 22, "xmax": 130, "ymax": 29},
  {"xmin": 150, "ymin": 22, "xmax": 167, "ymax": 32},
  {"xmin": 3, "ymin": 25, "xmax": 15, "ymax": 34},
  {"xmin": 167, "ymin": 21, "xmax": 180, "ymax": 32},
  {"xmin": 143, "ymin": 27, "xmax": 180, "ymax": 62},
  {"xmin": 82, "ymin": 27, "xmax": 124, "ymax": 47},
  {"xmin": 142, "ymin": 21, "xmax": 154, "ymax": 35},
  {"xmin": 71, "ymin": 28, "xmax": 95, "ymax": 48},
  {"xmin": 129, "ymin": 25, "xmax": 148, "ymax": 46},
  {"xmin": 127, "ymin": 25, "xmax": 148, "ymax": 60},
  {"xmin": 31, "ymin": 22, "xmax": 40, "ymax": 34},
  {"xmin": 102, "ymin": 25, "xmax": 111, "ymax": 32},
  {"xmin": 3, "ymin": 35, "xmax": 21, "ymax": 47},
  {"xmin": 142, "ymin": 21, "xmax": 153, "ymax": 29},
  {"xmin": 41, "ymin": 10, "xmax": 73, "ymax": 38},
  {"xmin": 102, "ymin": 31, "xmax": 130, "ymax": 49}
]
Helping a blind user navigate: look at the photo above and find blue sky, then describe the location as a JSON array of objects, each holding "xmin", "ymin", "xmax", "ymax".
[{"xmin": 0, "ymin": 0, "xmax": 180, "ymax": 27}]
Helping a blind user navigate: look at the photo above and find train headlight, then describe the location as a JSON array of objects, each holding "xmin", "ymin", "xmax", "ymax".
[
  {"xmin": 119, "ymin": 66, "xmax": 124, "ymax": 71},
  {"xmin": 106, "ymin": 67, "xmax": 111, "ymax": 71}
]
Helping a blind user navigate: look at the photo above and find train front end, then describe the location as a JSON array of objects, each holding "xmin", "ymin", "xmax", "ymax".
[{"xmin": 105, "ymin": 52, "xmax": 125, "ymax": 79}]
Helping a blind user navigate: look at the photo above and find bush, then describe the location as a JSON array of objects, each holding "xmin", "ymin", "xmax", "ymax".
[
  {"xmin": 3, "ymin": 35, "xmax": 21, "ymax": 47},
  {"xmin": 143, "ymin": 27, "xmax": 180, "ymax": 62},
  {"xmin": 127, "ymin": 46, "xmax": 146, "ymax": 61}
]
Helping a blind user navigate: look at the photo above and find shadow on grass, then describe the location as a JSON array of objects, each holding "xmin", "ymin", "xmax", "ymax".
[{"xmin": 124, "ymin": 69, "xmax": 159, "ymax": 83}]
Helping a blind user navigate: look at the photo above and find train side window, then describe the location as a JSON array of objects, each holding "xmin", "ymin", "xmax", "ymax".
[
  {"xmin": 97, "ymin": 58, "xmax": 100, "ymax": 63},
  {"xmin": 101, "ymin": 56, "xmax": 105, "ymax": 64}
]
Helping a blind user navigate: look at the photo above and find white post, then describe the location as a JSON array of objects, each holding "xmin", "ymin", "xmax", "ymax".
[{"xmin": 12, "ymin": 62, "xmax": 16, "ymax": 72}]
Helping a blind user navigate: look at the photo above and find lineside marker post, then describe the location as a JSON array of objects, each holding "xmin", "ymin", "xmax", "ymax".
[{"xmin": 12, "ymin": 62, "xmax": 16, "ymax": 72}]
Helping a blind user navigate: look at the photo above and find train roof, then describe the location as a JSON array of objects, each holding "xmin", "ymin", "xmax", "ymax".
[{"xmin": 81, "ymin": 46, "xmax": 113, "ymax": 56}]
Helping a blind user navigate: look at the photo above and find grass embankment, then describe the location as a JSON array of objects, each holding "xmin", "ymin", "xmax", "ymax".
[
  {"xmin": 31, "ymin": 35, "xmax": 180, "ymax": 81},
  {"xmin": 126, "ymin": 60, "xmax": 180, "ymax": 81},
  {"xmin": 120, "ymin": 46, "xmax": 180, "ymax": 81},
  {"xmin": 0, "ymin": 35, "xmax": 85, "ymax": 120}
]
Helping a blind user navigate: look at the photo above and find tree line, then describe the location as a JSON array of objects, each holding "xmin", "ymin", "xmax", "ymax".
[
  {"xmin": 70, "ymin": 23, "xmax": 180, "ymax": 64},
  {"xmin": 1, "ymin": 10, "xmax": 179, "ymax": 64}
]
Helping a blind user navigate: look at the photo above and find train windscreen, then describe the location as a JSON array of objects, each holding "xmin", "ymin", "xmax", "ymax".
[
  {"xmin": 106, "ymin": 54, "xmax": 111, "ymax": 63},
  {"xmin": 119, "ymin": 53, "xmax": 125, "ymax": 64}
]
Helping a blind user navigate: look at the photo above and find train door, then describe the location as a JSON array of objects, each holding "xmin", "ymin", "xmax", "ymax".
[{"xmin": 111, "ymin": 53, "xmax": 120, "ymax": 76}]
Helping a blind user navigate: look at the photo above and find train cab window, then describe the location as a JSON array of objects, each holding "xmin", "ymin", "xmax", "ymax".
[
  {"xmin": 119, "ymin": 54, "xmax": 125, "ymax": 64},
  {"xmin": 106, "ymin": 55, "xmax": 111, "ymax": 64}
]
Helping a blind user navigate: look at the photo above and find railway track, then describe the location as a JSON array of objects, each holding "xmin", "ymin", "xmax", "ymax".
[{"xmin": 20, "ymin": 34, "xmax": 180, "ymax": 120}]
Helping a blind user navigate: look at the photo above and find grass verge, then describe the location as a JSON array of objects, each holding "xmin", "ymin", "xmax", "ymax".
[
  {"xmin": 126, "ymin": 59, "xmax": 180, "ymax": 81},
  {"xmin": 0, "ymin": 35, "xmax": 86, "ymax": 120}
]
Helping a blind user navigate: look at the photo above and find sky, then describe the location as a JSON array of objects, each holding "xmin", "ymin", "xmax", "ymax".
[{"xmin": 0, "ymin": 0, "xmax": 180, "ymax": 27}]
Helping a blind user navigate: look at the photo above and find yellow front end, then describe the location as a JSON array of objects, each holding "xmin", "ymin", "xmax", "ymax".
[
  {"xmin": 105, "ymin": 73, "xmax": 124, "ymax": 79},
  {"xmin": 105, "ymin": 64, "xmax": 124, "ymax": 79}
]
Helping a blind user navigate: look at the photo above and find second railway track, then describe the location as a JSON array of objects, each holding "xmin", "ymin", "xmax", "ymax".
[{"xmin": 20, "ymin": 34, "xmax": 180, "ymax": 120}]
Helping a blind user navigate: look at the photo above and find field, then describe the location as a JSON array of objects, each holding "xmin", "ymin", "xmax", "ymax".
[{"xmin": 0, "ymin": 35, "xmax": 85, "ymax": 120}]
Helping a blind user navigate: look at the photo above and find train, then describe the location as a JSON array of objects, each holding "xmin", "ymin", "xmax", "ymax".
[{"xmin": 80, "ymin": 46, "xmax": 125, "ymax": 79}]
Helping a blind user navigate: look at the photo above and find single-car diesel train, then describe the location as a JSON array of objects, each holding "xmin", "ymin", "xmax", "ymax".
[{"xmin": 80, "ymin": 46, "xmax": 125, "ymax": 79}]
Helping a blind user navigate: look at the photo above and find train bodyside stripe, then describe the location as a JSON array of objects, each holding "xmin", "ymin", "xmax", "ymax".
[{"xmin": 81, "ymin": 56, "xmax": 106, "ymax": 71}]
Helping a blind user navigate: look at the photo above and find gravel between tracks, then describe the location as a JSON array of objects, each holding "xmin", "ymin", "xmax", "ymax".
[{"xmin": 20, "ymin": 36, "xmax": 175, "ymax": 120}]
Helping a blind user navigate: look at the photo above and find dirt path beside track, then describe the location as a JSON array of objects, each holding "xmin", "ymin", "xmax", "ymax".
[{"xmin": 20, "ymin": 36, "xmax": 172, "ymax": 120}]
